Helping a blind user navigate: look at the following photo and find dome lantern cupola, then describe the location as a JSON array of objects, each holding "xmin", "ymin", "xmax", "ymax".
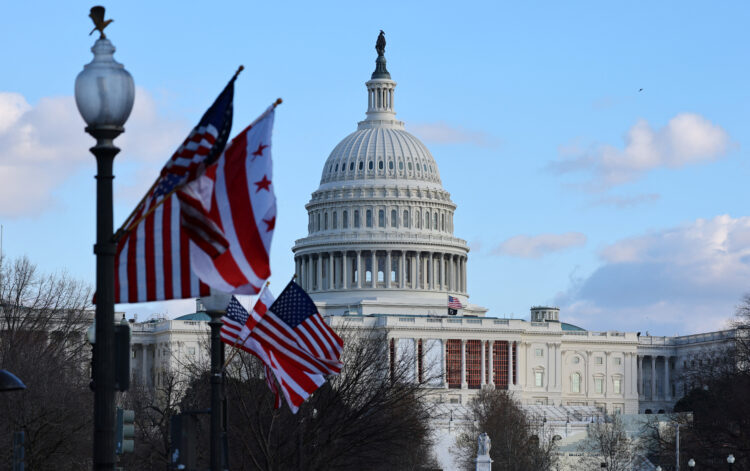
[{"xmin": 363, "ymin": 30, "xmax": 398, "ymax": 124}]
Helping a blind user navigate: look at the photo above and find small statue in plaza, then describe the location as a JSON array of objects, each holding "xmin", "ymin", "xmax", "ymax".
[
  {"xmin": 477, "ymin": 432, "xmax": 491, "ymax": 457},
  {"xmin": 376, "ymin": 30, "xmax": 386, "ymax": 56}
]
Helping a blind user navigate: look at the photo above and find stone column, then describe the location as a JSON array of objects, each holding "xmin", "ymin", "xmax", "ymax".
[
  {"xmin": 461, "ymin": 257, "xmax": 467, "ymax": 293},
  {"xmin": 480, "ymin": 340, "xmax": 486, "ymax": 386},
  {"xmin": 386, "ymin": 251, "xmax": 392, "ymax": 288},
  {"xmin": 307, "ymin": 255, "xmax": 314, "ymax": 291},
  {"xmin": 604, "ymin": 351, "xmax": 610, "ymax": 397},
  {"xmin": 638, "ymin": 355, "xmax": 643, "ymax": 397},
  {"xmin": 342, "ymin": 252, "xmax": 348, "ymax": 289},
  {"xmin": 328, "ymin": 252, "xmax": 334, "ymax": 290},
  {"xmin": 356, "ymin": 251, "xmax": 362, "ymax": 288},
  {"xmin": 371, "ymin": 251, "xmax": 377, "ymax": 288},
  {"xmin": 508, "ymin": 341, "xmax": 513, "ymax": 388},
  {"xmin": 488, "ymin": 341, "xmax": 495, "ymax": 387},
  {"xmin": 316, "ymin": 254, "xmax": 322, "ymax": 292},
  {"xmin": 460, "ymin": 339, "xmax": 467, "ymax": 389},
  {"xmin": 415, "ymin": 252, "xmax": 421, "ymax": 289},
  {"xmin": 400, "ymin": 251, "xmax": 406, "ymax": 288},
  {"xmin": 664, "ymin": 356, "xmax": 671, "ymax": 400},
  {"xmin": 440, "ymin": 254, "xmax": 446, "ymax": 291},
  {"xmin": 650, "ymin": 356, "xmax": 656, "ymax": 400}
]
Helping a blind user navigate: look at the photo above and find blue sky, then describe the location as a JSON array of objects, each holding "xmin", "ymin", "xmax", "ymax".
[{"xmin": 1, "ymin": 1, "xmax": 748, "ymax": 335}]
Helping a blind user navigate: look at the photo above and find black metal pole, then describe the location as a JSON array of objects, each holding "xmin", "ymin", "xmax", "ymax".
[
  {"xmin": 89, "ymin": 125, "xmax": 122, "ymax": 471},
  {"xmin": 208, "ymin": 310, "xmax": 224, "ymax": 471}
]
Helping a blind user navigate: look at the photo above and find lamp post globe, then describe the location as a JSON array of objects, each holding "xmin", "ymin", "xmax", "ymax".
[
  {"xmin": 688, "ymin": 458, "xmax": 696, "ymax": 468},
  {"xmin": 75, "ymin": 11, "xmax": 133, "ymax": 470},
  {"xmin": 728, "ymin": 454, "xmax": 735, "ymax": 470},
  {"xmin": 655, "ymin": 466, "xmax": 662, "ymax": 471},
  {"xmin": 75, "ymin": 38, "xmax": 134, "ymax": 130}
]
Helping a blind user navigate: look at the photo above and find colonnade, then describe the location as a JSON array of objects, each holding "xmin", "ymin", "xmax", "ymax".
[
  {"xmin": 637, "ymin": 354, "xmax": 674, "ymax": 401},
  {"xmin": 295, "ymin": 249, "xmax": 467, "ymax": 294},
  {"xmin": 388, "ymin": 337, "xmax": 518, "ymax": 390}
]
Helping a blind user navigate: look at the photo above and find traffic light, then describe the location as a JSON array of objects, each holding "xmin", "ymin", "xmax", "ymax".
[{"xmin": 116, "ymin": 407, "xmax": 135, "ymax": 454}]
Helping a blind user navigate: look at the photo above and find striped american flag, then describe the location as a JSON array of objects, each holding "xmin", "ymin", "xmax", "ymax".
[
  {"xmin": 448, "ymin": 295, "xmax": 463, "ymax": 309},
  {"xmin": 220, "ymin": 282, "xmax": 343, "ymax": 413},
  {"xmin": 113, "ymin": 76, "xmax": 235, "ymax": 303}
]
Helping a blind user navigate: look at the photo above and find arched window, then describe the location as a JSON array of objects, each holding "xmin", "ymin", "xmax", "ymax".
[
  {"xmin": 408, "ymin": 162, "xmax": 413, "ymax": 170},
  {"xmin": 378, "ymin": 161, "xmax": 384, "ymax": 170},
  {"xmin": 389, "ymin": 161, "xmax": 394, "ymax": 170},
  {"xmin": 349, "ymin": 162, "xmax": 354, "ymax": 171},
  {"xmin": 368, "ymin": 161, "xmax": 374, "ymax": 170},
  {"xmin": 317, "ymin": 213, "xmax": 321, "ymax": 231},
  {"xmin": 399, "ymin": 161, "xmax": 404, "ymax": 170},
  {"xmin": 366, "ymin": 210, "xmax": 372, "ymax": 228},
  {"xmin": 403, "ymin": 210, "xmax": 409, "ymax": 228},
  {"xmin": 343, "ymin": 210, "xmax": 348, "ymax": 228},
  {"xmin": 359, "ymin": 161, "xmax": 364, "ymax": 170},
  {"xmin": 425, "ymin": 211, "xmax": 430, "ymax": 229},
  {"xmin": 572, "ymin": 373, "xmax": 581, "ymax": 393},
  {"xmin": 378, "ymin": 209, "xmax": 385, "ymax": 227},
  {"xmin": 391, "ymin": 209, "xmax": 397, "ymax": 227},
  {"xmin": 441, "ymin": 214, "xmax": 445, "ymax": 231},
  {"xmin": 324, "ymin": 212, "xmax": 328, "ymax": 230},
  {"xmin": 354, "ymin": 210, "xmax": 360, "ymax": 228},
  {"xmin": 332, "ymin": 211, "xmax": 338, "ymax": 229},
  {"xmin": 335, "ymin": 164, "xmax": 338, "ymax": 171},
  {"xmin": 416, "ymin": 210, "xmax": 421, "ymax": 228},
  {"xmin": 434, "ymin": 213, "xmax": 438, "ymax": 229}
]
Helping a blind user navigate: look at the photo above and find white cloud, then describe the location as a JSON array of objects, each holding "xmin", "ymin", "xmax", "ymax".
[
  {"xmin": 557, "ymin": 215, "xmax": 750, "ymax": 334},
  {"xmin": 492, "ymin": 232, "xmax": 587, "ymax": 258},
  {"xmin": 0, "ymin": 89, "xmax": 188, "ymax": 218},
  {"xmin": 409, "ymin": 121, "xmax": 501, "ymax": 148},
  {"xmin": 549, "ymin": 113, "xmax": 731, "ymax": 189}
]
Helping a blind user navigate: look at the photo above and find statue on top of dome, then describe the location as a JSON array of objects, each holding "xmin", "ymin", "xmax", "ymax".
[{"xmin": 376, "ymin": 30, "xmax": 386, "ymax": 56}]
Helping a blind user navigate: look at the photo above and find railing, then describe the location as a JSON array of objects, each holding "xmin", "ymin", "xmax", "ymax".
[{"xmin": 639, "ymin": 329, "xmax": 735, "ymax": 346}]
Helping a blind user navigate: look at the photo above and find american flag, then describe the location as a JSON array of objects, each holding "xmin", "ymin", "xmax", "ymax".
[
  {"xmin": 178, "ymin": 105, "xmax": 277, "ymax": 295},
  {"xmin": 448, "ymin": 295, "xmax": 463, "ymax": 309},
  {"xmin": 113, "ymin": 76, "xmax": 236, "ymax": 303},
  {"xmin": 220, "ymin": 286, "xmax": 342, "ymax": 413}
]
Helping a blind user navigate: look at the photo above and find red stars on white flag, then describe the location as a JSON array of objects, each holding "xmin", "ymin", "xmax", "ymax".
[{"xmin": 178, "ymin": 105, "xmax": 278, "ymax": 295}]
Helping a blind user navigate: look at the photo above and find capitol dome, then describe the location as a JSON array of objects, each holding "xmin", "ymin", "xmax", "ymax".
[
  {"xmin": 318, "ymin": 119, "xmax": 442, "ymax": 189},
  {"xmin": 292, "ymin": 37, "xmax": 484, "ymax": 317}
]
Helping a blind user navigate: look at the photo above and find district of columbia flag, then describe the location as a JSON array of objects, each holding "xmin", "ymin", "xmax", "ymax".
[
  {"xmin": 179, "ymin": 104, "xmax": 278, "ymax": 296},
  {"xmin": 111, "ymin": 72, "xmax": 238, "ymax": 303}
]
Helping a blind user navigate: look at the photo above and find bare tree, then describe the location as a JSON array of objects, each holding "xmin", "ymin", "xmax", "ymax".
[
  {"xmin": 453, "ymin": 389, "xmax": 557, "ymax": 471},
  {"xmin": 175, "ymin": 326, "xmax": 438, "ymax": 470},
  {"xmin": 0, "ymin": 255, "xmax": 94, "ymax": 470},
  {"xmin": 577, "ymin": 414, "xmax": 641, "ymax": 471}
]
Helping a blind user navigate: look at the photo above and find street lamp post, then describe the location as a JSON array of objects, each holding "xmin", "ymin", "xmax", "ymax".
[
  {"xmin": 75, "ymin": 7, "xmax": 134, "ymax": 470},
  {"xmin": 202, "ymin": 292, "xmax": 232, "ymax": 471}
]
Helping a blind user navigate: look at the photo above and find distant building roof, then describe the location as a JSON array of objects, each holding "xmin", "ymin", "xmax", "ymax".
[
  {"xmin": 174, "ymin": 312, "xmax": 210, "ymax": 321},
  {"xmin": 561, "ymin": 322, "xmax": 586, "ymax": 331}
]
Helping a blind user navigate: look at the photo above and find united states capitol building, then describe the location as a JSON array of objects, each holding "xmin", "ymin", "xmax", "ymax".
[{"xmin": 129, "ymin": 39, "xmax": 737, "ymax": 421}]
